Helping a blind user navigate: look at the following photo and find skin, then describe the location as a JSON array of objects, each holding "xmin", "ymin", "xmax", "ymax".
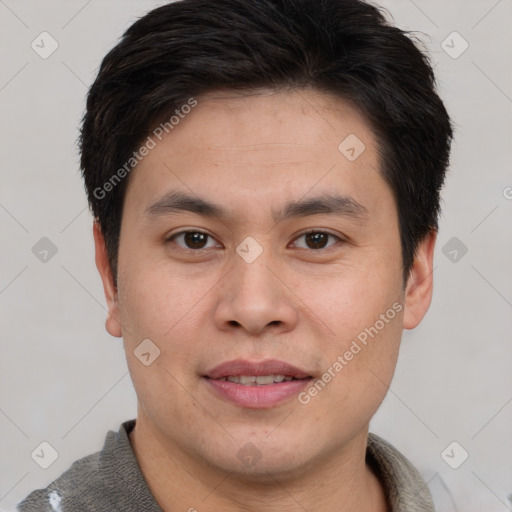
[{"xmin": 94, "ymin": 87, "xmax": 436, "ymax": 512}]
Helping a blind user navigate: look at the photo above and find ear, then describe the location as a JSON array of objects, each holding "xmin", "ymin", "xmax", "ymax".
[
  {"xmin": 93, "ymin": 222, "xmax": 122, "ymax": 338},
  {"xmin": 402, "ymin": 230, "xmax": 437, "ymax": 330}
]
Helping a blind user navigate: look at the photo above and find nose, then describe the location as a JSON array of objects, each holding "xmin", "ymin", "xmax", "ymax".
[{"xmin": 213, "ymin": 244, "xmax": 299, "ymax": 337}]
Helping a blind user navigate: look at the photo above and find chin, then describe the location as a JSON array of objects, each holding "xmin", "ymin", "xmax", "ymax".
[
  {"xmin": 203, "ymin": 429, "xmax": 318, "ymax": 478},
  {"xmin": 213, "ymin": 450, "xmax": 313, "ymax": 482}
]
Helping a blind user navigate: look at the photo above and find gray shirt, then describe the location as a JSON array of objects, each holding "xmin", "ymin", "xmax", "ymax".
[{"xmin": 17, "ymin": 420, "xmax": 436, "ymax": 511}]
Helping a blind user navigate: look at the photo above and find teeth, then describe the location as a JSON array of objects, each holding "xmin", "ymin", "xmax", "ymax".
[
  {"xmin": 227, "ymin": 375, "xmax": 256, "ymax": 384},
  {"xmin": 222, "ymin": 374, "xmax": 293, "ymax": 385}
]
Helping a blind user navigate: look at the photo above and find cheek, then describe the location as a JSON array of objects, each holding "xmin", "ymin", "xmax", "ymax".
[
  {"xmin": 312, "ymin": 302, "xmax": 403, "ymax": 429},
  {"xmin": 298, "ymin": 257, "xmax": 402, "ymax": 337},
  {"xmin": 116, "ymin": 287, "xmax": 190, "ymax": 405},
  {"xmin": 296, "ymin": 257, "xmax": 404, "ymax": 398},
  {"xmin": 117, "ymin": 249, "xmax": 200, "ymax": 337},
  {"xmin": 117, "ymin": 264, "xmax": 206, "ymax": 421}
]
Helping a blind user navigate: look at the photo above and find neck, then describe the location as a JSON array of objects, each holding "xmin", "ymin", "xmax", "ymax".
[{"xmin": 129, "ymin": 415, "xmax": 388, "ymax": 512}]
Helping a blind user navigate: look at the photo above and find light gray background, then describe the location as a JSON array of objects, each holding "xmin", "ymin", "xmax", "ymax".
[{"xmin": 1, "ymin": 0, "xmax": 511, "ymax": 510}]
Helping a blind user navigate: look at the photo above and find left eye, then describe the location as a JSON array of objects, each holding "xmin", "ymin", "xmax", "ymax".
[
  {"xmin": 167, "ymin": 230, "xmax": 341, "ymax": 251},
  {"xmin": 291, "ymin": 231, "xmax": 341, "ymax": 250}
]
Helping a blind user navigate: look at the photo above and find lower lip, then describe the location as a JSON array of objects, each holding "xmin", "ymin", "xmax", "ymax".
[{"xmin": 204, "ymin": 377, "xmax": 312, "ymax": 408}]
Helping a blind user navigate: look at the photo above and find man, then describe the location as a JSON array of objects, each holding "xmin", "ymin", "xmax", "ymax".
[{"xmin": 18, "ymin": 0, "xmax": 453, "ymax": 510}]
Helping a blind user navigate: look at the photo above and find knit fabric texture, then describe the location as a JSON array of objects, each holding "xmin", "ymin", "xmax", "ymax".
[{"xmin": 17, "ymin": 420, "xmax": 435, "ymax": 511}]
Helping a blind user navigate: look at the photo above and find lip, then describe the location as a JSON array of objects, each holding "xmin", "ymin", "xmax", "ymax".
[
  {"xmin": 203, "ymin": 359, "xmax": 312, "ymax": 409},
  {"xmin": 204, "ymin": 359, "xmax": 311, "ymax": 379}
]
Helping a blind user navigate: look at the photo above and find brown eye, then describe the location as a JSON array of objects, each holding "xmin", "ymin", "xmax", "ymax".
[
  {"xmin": 293, "ymin": 231, "xmax": 340, "ymax": 250},
  {"xmin": 169, "ymin": 231, "xmax": 217, "ymax": 250}
]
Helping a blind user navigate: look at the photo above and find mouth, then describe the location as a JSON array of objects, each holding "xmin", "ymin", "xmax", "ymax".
[
  {"xmin": 215, "ymin": 374, "xmax": 307, "ymax": 385},
  {"xmin": 203, "ymin": 359, "xmax": 313, "ymax": 408}
]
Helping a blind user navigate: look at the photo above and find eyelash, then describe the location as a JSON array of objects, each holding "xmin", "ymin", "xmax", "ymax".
[{"xmin": 166, "ymin": 229, "xmax": 344, "ymax": 252}]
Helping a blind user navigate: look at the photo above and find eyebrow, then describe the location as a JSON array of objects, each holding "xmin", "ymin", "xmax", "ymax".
[{"xmin": 144, "ymin": 190, "xmax": 369, "ymax": 224}]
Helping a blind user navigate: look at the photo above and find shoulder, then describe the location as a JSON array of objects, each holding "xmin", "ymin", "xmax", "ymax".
[
  {"xmin": 16, "ymin": 449, "xmax": 113, "ymax": 512},
  {"xmin": 367, "ymin": 432, "xmax": 436, "ymax": 511},
  {"xmin": 368, "ymin": 434, "xmax": 511, "ymax": 512},
  {"xmin": 16, "ymin": 420, "xmax": 161, "ymax": 512}
]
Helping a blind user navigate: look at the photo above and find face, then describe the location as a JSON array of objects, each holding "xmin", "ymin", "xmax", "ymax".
[{"xmin": 95, "ymin": 88, "xmax": 435, "ymax": 478}]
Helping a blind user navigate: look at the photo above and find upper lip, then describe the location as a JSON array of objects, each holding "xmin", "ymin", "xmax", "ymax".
[{"xmin": 204, "ymin": 359, "xmax": 311, "ymax": 379}]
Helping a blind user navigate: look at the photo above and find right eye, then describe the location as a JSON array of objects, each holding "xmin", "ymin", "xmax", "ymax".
[{"xmin": 166, "ymin": 230, "xmax": 221, "ymax": 251}]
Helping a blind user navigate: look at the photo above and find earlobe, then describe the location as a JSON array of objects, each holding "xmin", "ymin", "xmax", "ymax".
[
  {"xmin": 402, "ymin": 230, "xmax": 437, "ymax": 330},
  {"xmin": 93, "ymin": 222, "xmax": 123, "ymax": 338}
]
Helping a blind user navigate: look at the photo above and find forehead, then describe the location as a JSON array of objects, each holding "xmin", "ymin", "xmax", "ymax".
[
  {"xmin": 123, "ymin": 88, "xmax": 392, "ymax": 224},
  {"xmin": 183, "ymin": 87, "xmax": 374, "ymax": 155}
]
